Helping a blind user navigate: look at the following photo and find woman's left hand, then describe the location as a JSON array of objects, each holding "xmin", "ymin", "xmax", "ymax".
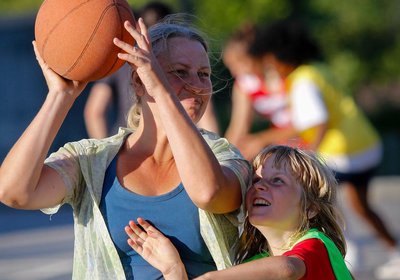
[{"xmin": 113, "ymin": 18, "xmax": 170, "ymax": 99}]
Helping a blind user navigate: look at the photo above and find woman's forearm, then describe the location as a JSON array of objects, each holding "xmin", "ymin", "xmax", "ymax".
[{"xmin": 154, "ymin": 91, "xmax": 242, "ymax": 213}]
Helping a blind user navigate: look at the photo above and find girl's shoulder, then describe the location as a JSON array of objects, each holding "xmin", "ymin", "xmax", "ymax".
[{"xmin": 284, "ymin": 238, "xmax": 336, "ymax": 279}]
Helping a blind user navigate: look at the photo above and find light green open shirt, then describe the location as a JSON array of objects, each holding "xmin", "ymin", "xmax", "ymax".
[{"xmin": 42, "ymin": 128, "xmax": 251, "ymax": 279}]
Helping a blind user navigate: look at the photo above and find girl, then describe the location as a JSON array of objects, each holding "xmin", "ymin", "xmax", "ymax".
[{"xmin": 125, "ymin": 145, "xmax": 353, "ymax": 279}]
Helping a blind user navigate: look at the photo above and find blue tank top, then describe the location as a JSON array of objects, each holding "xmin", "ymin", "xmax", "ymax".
[{"xmin": 100, "ymin": 157, "xmax": 216, "ymax": 279}]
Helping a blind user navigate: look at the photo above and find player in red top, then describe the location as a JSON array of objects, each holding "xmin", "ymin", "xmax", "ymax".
[{"xmin": 122, "ymin": 145, "xmax": 353, "ymax": 279}]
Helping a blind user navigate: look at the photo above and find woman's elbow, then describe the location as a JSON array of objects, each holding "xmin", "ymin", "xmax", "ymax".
[
  {"xmin": 194, "ymin": 187, "xmax": 241, "ymax": 214},
  {"xmin": 192, "ymin": 188, "xmax": 219, "ymax": 210},
  {"xmin": 0, "ymin": 186, "xmax": 31, "ymax": 209}
]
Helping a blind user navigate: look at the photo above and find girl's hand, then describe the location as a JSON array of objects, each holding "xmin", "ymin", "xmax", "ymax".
[
  {"xmin": 125, "ymin": 218, "xmax": 187, "ymax": 279},
  {"xmin": 113, "ymin": 18, "xmax": 170, "ymax": 99},
  {"xmin": 32, "ymin": 41, "xmax": 87, "ymax": 99}
]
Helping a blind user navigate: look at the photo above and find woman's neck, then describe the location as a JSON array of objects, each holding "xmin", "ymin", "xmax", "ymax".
[{"xmin": 125, "ymin": 118, "xmax": 174, "ymax": 165}]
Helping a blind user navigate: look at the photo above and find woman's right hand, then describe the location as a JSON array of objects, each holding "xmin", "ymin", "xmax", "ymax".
[{"xmin": 32, "ymin": 41, "xmax": 87, "ymax": 99}]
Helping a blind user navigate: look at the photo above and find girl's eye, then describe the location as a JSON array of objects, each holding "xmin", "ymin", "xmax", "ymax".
[
  {"xmin": 252, "ymin": 177, "xmax": 261, "ymax": 184},
  {"xmin": 271, "ymin": 177, "xmax": 284, "ymax": 184}
]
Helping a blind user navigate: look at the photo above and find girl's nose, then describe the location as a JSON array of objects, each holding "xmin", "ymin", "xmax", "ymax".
[{"xmin": 254, "ymin": 181, "xmax": 268, "ymax": 191}]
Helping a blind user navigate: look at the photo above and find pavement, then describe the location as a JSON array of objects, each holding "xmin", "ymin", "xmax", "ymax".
[{"xmin": 0, "ymin": 176, "xmax": 400, "ymax": 280}]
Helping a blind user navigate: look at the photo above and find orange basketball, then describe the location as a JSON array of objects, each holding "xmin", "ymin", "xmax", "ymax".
[{"xmin": 35, "ymin": 0, "xmax": 135, "ymax": 82}]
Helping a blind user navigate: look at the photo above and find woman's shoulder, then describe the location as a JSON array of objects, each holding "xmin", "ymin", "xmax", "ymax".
[
  {"xmin": 55, "ymin": 127, "xmax": 133, "ymax": 155},
  {"xmin": 199, "ymin": 128, "xmax": 233, "ymax": 151},
  {"xmin": 199, "ymin": 128, "xmax": 222, "ymax": 140}
]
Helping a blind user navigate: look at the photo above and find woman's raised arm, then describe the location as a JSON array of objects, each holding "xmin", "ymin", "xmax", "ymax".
[{"xmin": 0, "ymin": 41, "xmax": 87, "ymax": 210}]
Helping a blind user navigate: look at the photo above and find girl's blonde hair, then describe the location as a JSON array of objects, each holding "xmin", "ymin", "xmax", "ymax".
[
  {"xmin": 126, "ymin": 14, "xmax": 209, "ymax": 129},
  {"xmin": 235, "ymin": 145, "xmax": 346, "ymax": 263}
]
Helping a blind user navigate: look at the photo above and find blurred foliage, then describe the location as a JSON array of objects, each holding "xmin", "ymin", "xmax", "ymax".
[
  {"xmin": 0, "ymin": 0, "xmax": 42, "ymax": 15},
  {"xmin": 2, "ymin": 0, "xmax": 399, "ymax": 86},
  {"xmin": 1, "ymin": 0, "xmax": 400, "ymax": 130}
]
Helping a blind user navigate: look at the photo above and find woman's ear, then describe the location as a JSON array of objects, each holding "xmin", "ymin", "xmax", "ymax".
[{"xmin": 132, "ymin": 71, "xmax": 144, "ymax": 97}]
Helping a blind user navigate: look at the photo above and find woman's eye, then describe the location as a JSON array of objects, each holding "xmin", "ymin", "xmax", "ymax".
[
  {"xmin": 198, "ymin": 71, "xmax": 210, "ymax": 78},
  {"xmin": 173, "ymin": 69, "xmax": 188, "ymax": 77}
]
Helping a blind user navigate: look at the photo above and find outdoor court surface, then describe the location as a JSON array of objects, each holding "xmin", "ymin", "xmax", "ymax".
[{"xmin": 0, "ymin": 176, "xmax": 399, "ymax": 280}]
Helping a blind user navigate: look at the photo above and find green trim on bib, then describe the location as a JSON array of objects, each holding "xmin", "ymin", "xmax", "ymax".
[
  {"xmin": 243, "ymin": 229, "xmax": 352, "ymax": 279},
  {"xmin": 243, "ymin": 251, "xmax": 270, "ymax": 263},
  {"xmin": 293, "ymin": 229, "xmax": 352, "ymax": 280}
]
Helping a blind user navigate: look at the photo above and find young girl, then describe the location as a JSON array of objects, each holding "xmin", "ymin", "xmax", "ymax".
[{"xmin": 125, "ymin": 145, "xmax": 353, "ymax": 279}]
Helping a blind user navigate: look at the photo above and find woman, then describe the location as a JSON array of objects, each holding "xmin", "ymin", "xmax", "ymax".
[{"xmin": 0, "ymin": 16, "xmax": 251, "ymax": 279}]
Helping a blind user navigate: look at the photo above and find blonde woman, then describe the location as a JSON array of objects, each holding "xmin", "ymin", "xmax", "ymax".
[{"xmin": 0, "ymin": 16, "xmax": 251, "ymax": 279}]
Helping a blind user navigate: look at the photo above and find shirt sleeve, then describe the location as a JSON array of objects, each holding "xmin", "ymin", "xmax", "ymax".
[
  {"xmin": 201, "ymin": 129, "xmax": 252, "ymax": 224},
  {"xmin": 202, "ymin": 130, "xmax": 252, "ymax": 191},
  {"xmin": 290, "ymin": 78, "xmax": 328, "ymax": 131},
  {"xmin": 283, "ymin": 238, "xmax": 336, "ymax": 280},
  {"xmin": 41, "ymin": 142, "xmax": 84, "ymax": 214}
]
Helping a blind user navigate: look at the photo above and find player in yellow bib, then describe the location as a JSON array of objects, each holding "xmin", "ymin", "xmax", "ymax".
[{"xmin": 223, "ymin": 19, "xmax": 400, "ymax": 277}]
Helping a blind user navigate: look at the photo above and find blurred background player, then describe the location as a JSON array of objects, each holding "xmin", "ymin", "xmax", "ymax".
[{"xmin": 223, "ymin": 19, "xmax": 400, "ymax": 278}]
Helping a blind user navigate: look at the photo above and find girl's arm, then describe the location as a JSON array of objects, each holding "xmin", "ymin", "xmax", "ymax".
[
  {"xmin": 114, "ymin": 19, "xmax": 245, "ymax": 214},
  {"xmin": 195, "ymin": 256, "xmax": 305, "ymax": 280},
  {"xmin": 0, "ymin": 41, "xmax": 87, "ymax": 210},
  {"xmin": 126, "ymin": 219, "xmax": 306, "ymax": 280},
  {"xmin": 125, "ymin": 218, "xmax": 188, "ymax": 280}
]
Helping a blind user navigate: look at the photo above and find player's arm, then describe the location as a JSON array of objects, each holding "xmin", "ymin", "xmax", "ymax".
[
  {"xmin": 225, "ymin": 84, "xmax": 253, "ymax": 146},
  {"xmin": 197, "ymin": 100, "xmax": 220, "ymax": 134},
  {"xmin": 84, "ymin": 82, "xmax": 113, "ymax": 139},
  {"xmin": 195, "ymin": 256, "xmax": 305, "ymax": 280},
  {"xmin": 0, "ymin": 42, "xmax": 86, "ymax": 209}
]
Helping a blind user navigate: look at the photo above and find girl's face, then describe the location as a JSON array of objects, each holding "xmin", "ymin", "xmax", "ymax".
[
  {"xmin": 246, "ymin": 154, "xmax": 303, "ymax": 232},
  {"xmin": 157, "ymin": 37, "xmax": 212, "ymax": 123}
]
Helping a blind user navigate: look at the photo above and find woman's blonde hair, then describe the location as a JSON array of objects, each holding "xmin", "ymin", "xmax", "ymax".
[
  {"xmin": 235, "ymin": 145, "xmax": 346, "ymax": 263},
  {"xmin": 126, "ymin": 14, "xmax": 209, "ymax": 129}
]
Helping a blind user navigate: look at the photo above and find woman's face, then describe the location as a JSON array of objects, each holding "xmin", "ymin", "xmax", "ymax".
[
  {"xmin": 157, "ymin": 37, "xmax": 212, "ymax": 123},
  {"xmin": 246, "ymin": 154, "xmax": 303, "ymax": 232}
]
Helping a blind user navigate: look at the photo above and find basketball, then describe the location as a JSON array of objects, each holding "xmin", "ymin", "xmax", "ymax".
[{"xmin": 34, "ymin": 0, "xmax": 135, "ymax": 82}]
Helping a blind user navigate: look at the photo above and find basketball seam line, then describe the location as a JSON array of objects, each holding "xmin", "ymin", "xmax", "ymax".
[
  {"xmin": 100, "ymin": 2, "xmax": 131, "ymax": 78},
  {"xmin": 41, "ymin": 0, "xmax": 89, "ymax": 65},
  {"xmin": 64, "ymin": 3, "xmax": 118, "ymax": 78}
]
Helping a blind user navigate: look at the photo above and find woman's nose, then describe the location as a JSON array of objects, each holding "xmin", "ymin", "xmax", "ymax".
[{"xmin": 184, "ymin": 82, "xmax": 204, "ymax": 95}]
